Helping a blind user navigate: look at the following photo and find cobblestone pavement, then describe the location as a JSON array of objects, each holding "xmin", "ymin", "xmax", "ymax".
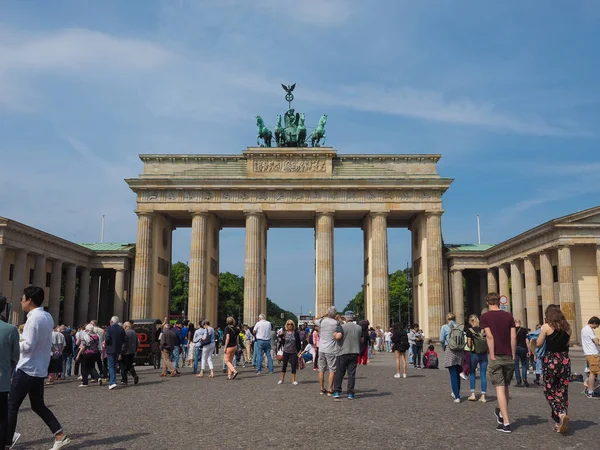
[{"xmin": 10, "ymin": 350, "xmax": 599, "ymax": 449}]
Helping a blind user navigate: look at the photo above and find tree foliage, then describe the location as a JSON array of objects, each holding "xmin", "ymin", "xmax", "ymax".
[
  {"xmin": 170, "ymin": 263, "xmax": 297, "ymax": 328},
  {"xmin": 342, "ymin": 268, "xmax": 412, "ymax": 326}
]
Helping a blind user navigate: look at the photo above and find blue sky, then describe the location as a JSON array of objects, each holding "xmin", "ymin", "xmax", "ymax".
[{"xmin": 1, "ymin": 1, "xmax": 599, "ymax": 315}]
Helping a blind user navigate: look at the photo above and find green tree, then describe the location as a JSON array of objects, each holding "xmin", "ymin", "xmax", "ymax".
[
  {"xmin": 342, "ymin": 268, "xmax": 411, "ymax": 325},
  {"xmin": 266, "ymin": 298, "xmax": 298, "ymax": 328},
  {"xmin": 170, "ymin": 261, "xmax": 189, "ymax": 315},
  {"xmin": 218, "ymin": 271, "xmax": 245, "ymax": 326}
]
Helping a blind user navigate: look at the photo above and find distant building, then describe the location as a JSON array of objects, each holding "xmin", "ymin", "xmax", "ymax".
[
  {"xmin": 0, "ymin": 217, "xmax": 134, "ymax": 326},
  {"xmin": 445, "ymin": 206, "xmax": 600, "ymax": 343}
]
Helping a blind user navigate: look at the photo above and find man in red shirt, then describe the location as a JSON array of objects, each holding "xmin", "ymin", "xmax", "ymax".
[{"xmin": 480, "ymin": 292, "xmax": 516, "ymax": 433}]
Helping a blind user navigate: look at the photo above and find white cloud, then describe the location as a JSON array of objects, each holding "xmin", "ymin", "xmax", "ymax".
[{"xmin": 0, "ymin": 28, "xmax": 172, "ymax": 72}]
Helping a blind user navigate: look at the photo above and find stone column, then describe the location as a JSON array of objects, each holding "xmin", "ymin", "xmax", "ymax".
[
  {"xmin": 188, "ymin": 212, "xmax": 209, "ymax": 325},
  {"xmin": 315, "ymin": 212, "xmax": 335, "ymax": 318},
  {"xmin": 113, "ymin": 269, "xmax": 125, "ymax": 321},
  {"xmin": 88, "ymin": 273, "xmax": 100, "ymax": 321},
  {"xmin": 539, "ymin": 251, "xmax": 554, "ymax": 312},
  {"xmin": 11, "ymin": 249, "xmax": 27, "ymax": 324},
  {"xmin": 558, "ymin": 245, "xmax": 576, "ymax": 340},
  {"xmin": 479, "ymin": 270, "xmax": 487, "ymax": 311},
  {"xmin": 499, "ymin": 264, "xmax": 510, "ymax": 303},
  {"xmin": 131, "ymin": 212, "xmax": 153, "ymax": 319},
  {"xmin": 62, "ymin": 264, "xmax": 77, "ymax": 326},
  {"xmin": 244, "ymin": 212, "xmax": 265, "ymax": 325},
  {"xmin": 524, "ymin": 256, "xmax": 539, "ymax": 329},
  {"xmin": 487, "ymin": 267, "xmax": 498, "ymax": 293},
  {"xmin": 33, "ymin": 255, "xmax": 47, "ymax": 289},
  {"xmin": 425, "ymin": 212, "xmax": 444, "ymax": 340},
  {"xmin": 48, "ymin": 260, "xmax": 63, "ymax": 323},
  {"xmin": 451, "ymin": 269, "xmax": 464, "ymax": 324},
  {"xmin": 370, "ymin": 212, "xmax": 389, "ymax": 328},
  {"xmin": 78, "ymin": 268, "xmax": 91, "ymax": 325},
  {"xmin": 510, "ymin": 260, "xmax": 524, "ymax": 322},
  {"xmin": 0, "ymin": 244, "xmax": 5, "ymax": 294}
]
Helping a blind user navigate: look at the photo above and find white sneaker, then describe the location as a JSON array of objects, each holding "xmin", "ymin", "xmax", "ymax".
[
  {"xmin": 402, "ymin": 373, "xmax": 407, "ymax": 378},
  {"xmin": 459, "ymin": 373, "xmax": 468, "ymax": 380},
  {"xmin": 453, "ymin": 398, "xmax": 461, "ymax": 403},
  {"xmin": 277, "ymin": 380, "xmax": 283, "ymax": 385},
  {"xmin": 10, "ymin": 432, "xmax": 21, "ymax": 449},
  {"xmin": 77, "ymin": 376, "xmax": 82, "ymax": 380},
  {"xmin": 108, "ymin": 384, "xmax": 117, "ymax": 390},
  {"xmin": 394, "ymin": 373, "xmax": 401, "ymax": 378},
  {"xmin": 292, "ymin": 381, "xmax": 298, "ymax": 385},
  {"xmin": 49, "ymin": 436, "xmax": 72, "ymax": 449},
  {"xmin": 78, "ymin": 384, "xmax": 88, "ymax": 388}
]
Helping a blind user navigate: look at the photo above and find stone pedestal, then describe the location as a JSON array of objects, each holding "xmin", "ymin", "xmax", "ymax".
[
  {"xmin": 524, "ymin": 256, "xmax": 539, "ymax": 329},
  {"xmin": 131, "ymin": 212, "xmax": 153, "ymax": 319},
  {"xmin": 63, "ymin": 264, "xmax": 77, "ymax": 326},
  {"xmin": 558, "ymin": 245, "xmax": 577, "ymax": 341},
  {"xmin": 315, "ymin": 212, "xmax": 335, "ymax": 318},
  {"xmin": 510, "ymin": 261, "xmax": 524, "ymax": 322},
  {"xmin": 539, "ymin": 251, "xmax": 554, "ymax": 312},
  {"xmin": 451, "ymin": 269, "xmax": 464, "ymax": 324}
]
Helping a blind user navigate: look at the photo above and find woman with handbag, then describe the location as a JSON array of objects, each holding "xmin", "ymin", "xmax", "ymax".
[
  {"xmin": 198, "ymin": 320, "xmax": 216, "ymax": 378},
  {"xmin": 278, "ymin": 320, "xmax": 302, "ymax": 386}
]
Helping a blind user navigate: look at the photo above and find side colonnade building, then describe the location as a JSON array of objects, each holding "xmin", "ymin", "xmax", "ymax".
[
  {"xmin": 446, "ymin": 206, "xmax": 600, "ymax": 343},
  {"xmin": 0, "ymin": 217, "xmax": 134, "ymax": 326}
]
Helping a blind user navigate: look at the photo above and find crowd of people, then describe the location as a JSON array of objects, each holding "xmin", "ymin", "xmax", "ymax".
[{"xmin": 1, "ymin": 285, "xmax": 599, "ymax": 448}]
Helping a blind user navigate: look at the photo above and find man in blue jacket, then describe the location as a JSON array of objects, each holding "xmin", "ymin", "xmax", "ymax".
[{"xmin": 104, "ymin": 316, "xmax": 127, "ymax": 390}]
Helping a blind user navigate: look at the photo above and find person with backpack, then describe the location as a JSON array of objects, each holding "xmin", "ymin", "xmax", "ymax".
[
  {"xmin": 466, "ymin": 314, "xmax": 488, "ymax": 403},
  {"xmin": 391, "ymin": 322, "xmax": 410, "ymax": 378},
  {"xmin": 440, "ymin": 313, "xmax": 465, "ymax": 402},
  {"xmin": 423, "ymin": 345, "xmax": 439, "ymax": 369}
]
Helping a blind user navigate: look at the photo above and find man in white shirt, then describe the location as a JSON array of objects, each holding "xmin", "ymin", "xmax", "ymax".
[
  {"xmin": 253, "ymin": 314, "xmax": 274, "ymax": 374},
  {"xmin": 581, "ymin": 316, "xmax": 600, "ymax": 398},
  {"xmin": 7, "ymin": 286, "xmax": 71, "ymax": 449}
]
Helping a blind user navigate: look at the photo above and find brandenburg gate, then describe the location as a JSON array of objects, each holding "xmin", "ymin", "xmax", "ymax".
[{"xmin": 125, "ymin": 86, "xmax": 453, "ymax": 339}]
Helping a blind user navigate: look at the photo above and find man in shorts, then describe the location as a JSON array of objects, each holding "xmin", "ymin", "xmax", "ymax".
[
  {"xmin": 581, "ymin": 316, "xmax": 600, "ymax": 398},
  {"xmin": 480, "ymin": 292, "xmax": 516, "ymax": 433},
  {"xmin": 314, "ymin": 306, "xmax": 343, "ymax": 395}
]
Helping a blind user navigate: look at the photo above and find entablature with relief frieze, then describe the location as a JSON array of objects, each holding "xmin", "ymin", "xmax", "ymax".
[{"xmin": 137, "ymin": 188, "xmax": 443, "ymax": 204}]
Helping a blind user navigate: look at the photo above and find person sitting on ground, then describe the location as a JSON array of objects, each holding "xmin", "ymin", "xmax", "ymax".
[{"xmin": 423, "ymin": 345, "xmax": 439, "ymax": 369}]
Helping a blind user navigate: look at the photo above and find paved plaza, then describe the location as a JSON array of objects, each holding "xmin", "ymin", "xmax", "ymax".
[{"xmin": 11, "ymin": 350, "xmax": 599, "ymax": 449}]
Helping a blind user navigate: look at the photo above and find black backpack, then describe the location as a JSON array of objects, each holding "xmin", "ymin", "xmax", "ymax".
[{"xmin": 399, "ymin": 332, "xmax": 410, "ymax": 352}]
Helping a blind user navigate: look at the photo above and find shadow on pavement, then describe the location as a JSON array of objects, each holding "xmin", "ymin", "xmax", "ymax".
[
  {"xmin": 74, "ymin": 432, "xmax": 151, "ymax": 448},
  {"xmin": 359, "ymin": 392, "xmax": 393, "ymax": 398},
  {"xmin": 569, "ymin": 419, "xmax": 597, "ymax": 434},
  {"xmin": 511, "ymin": 415, "xmax": 547, "ymax": 430},
  {"xmin": 19, "ymin": 432, "xmax": 95, "ymax": 447}
]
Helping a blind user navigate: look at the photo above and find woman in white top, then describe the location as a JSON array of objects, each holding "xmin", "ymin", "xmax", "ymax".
[{"xmin": 197, "ymin": 320, "xmax": 216, "ymax": 378}]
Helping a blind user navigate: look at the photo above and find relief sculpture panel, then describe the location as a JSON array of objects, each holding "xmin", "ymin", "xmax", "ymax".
[{"xmin": 252, "ymin": 158, "xmax": 326, "ymax": 173}]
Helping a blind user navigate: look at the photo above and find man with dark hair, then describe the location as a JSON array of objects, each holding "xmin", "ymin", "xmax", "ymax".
[
  {"xmin": 480, "ymin": 292, "xmax": 516, "ymax": 433},
  {"xmin": 581, "ymin": 316, "xmax": 600, "ymax": 398},
  {"xmin": 513, "ymin": 320, "xmax": 530, "ymax": 387},
  {"xmin": 7, "ymin": 286, "xmax": 71, "ymax": 449},
  {"xmin": 0, "ymin": 293, "xmax": 19, "ymax": 449}
]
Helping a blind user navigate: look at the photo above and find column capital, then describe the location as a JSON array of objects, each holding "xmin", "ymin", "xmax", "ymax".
[
  {"xmin": 135, "ymin": 210, "xmax": 154, "ymax": 217},
  {"xmin": 316, "ymin": 210, "xmax": 335, "ymax": 217},
  {"xmin": 369, "ymin": 211, "xmax": 389, "ymax": 218},
  {"xmin": 115, "ymin": 268, "xmax": 126, "ymax": 273},
  {"xmin": 81, "ymin": 267, "xmax": 90, "ymax": 274},
  {"xmin": 424, "ymin": 210, "xmax": 444, "ymax": 217},
  {"xmin": 243, "ymin": 210, "xmax": 264, "ymax": 218},
  {"xmin": 450, "ymin": 268, "xmax": 463, "ymax": 273},
  {"xmin": 190, "ymin": 210, "xmax": 210, "ymax": 217}
]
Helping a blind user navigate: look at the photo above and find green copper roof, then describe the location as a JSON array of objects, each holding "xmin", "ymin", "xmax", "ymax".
[
  {"xmin": 445, "ymin": 243, "xmax": 495, "ymax": 252},
  {"xmin": 79, "ymin": 243, "xmax": 135, "ymax": 252}
]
